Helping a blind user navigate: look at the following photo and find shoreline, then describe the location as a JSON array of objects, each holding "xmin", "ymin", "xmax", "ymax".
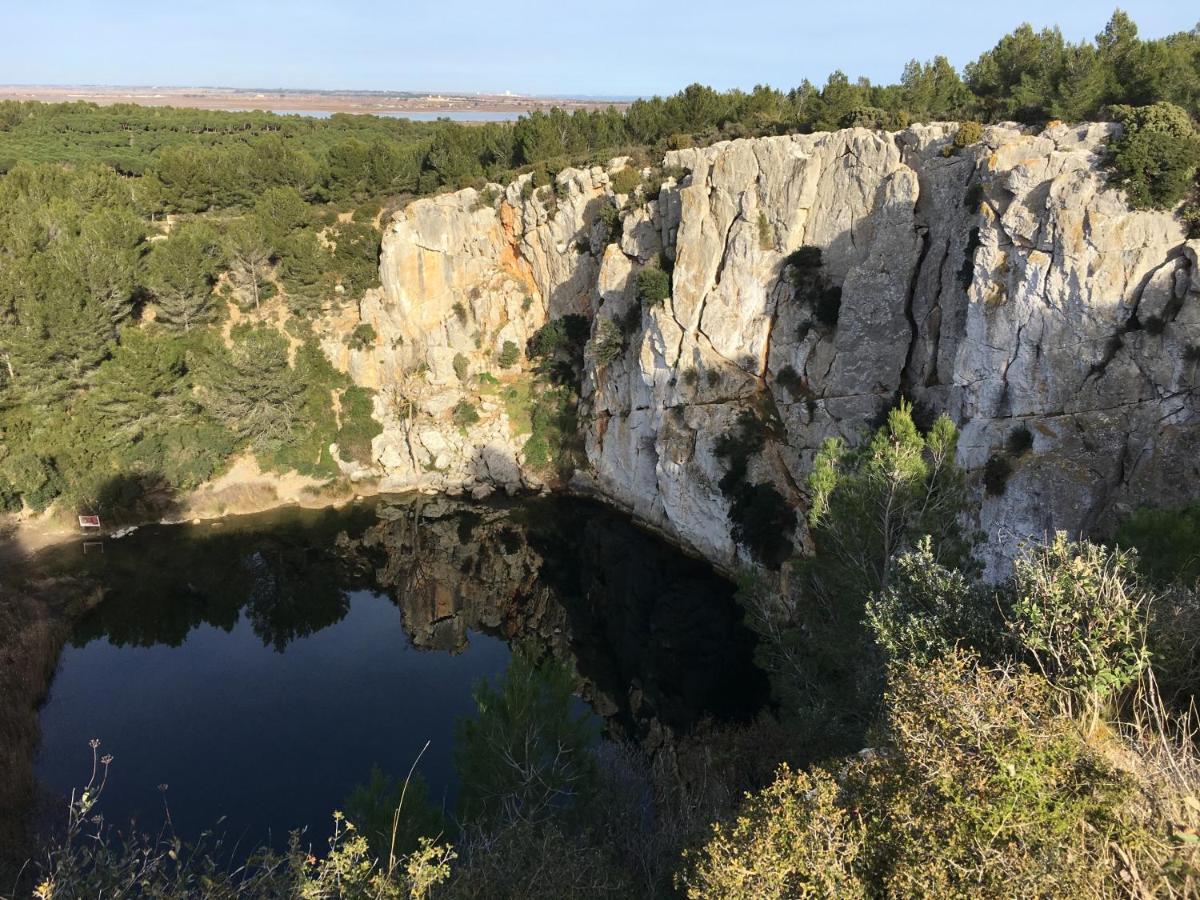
[
  {"xmin": 0, "ymin": 456, "xmax": 379, "ymax": 566},
  {"xmin": 1, "ymin": 468, "xmax": 734, "ymax": 579}
]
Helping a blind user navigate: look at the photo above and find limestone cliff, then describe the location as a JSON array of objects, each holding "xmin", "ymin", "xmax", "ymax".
[{"xmin": 322, "ymin": 123, "xmax": 1200, "ymax": 576}]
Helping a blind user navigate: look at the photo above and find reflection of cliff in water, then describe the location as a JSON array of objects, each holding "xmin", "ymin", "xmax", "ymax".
[
  {"xmin": 346, "ymin": 495, "xmax": 769, "ymax": 743},
  {"xmin": 59, "ymin": 495, "xmax": 767, "ymax": 743}
]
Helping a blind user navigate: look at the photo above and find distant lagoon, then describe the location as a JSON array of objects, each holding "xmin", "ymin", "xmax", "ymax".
[{"xmin": 262, "ymin": 108, "xmax": 524, "ymax": 121}]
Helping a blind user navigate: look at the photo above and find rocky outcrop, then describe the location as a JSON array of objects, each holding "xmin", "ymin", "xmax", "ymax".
[{"xmin": 326, "ymin": 123, "xmax": 1200, "ymax": 577}]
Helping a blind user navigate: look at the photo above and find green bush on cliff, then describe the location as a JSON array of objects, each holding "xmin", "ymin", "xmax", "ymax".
[
  {"xmin": 636, "ymin": 267, "xmax": 671, "ymax": 308},
  {"xmin": 1108, "ymin": 103, "xmax": 1200, "ymax": 210},
  {"xmin": 953, "ymin": 120, "xmax": 984, "ymax": 146},
  {"xmin": 588, "ymin": 317, "xmax": 625, "ymax": 367},
  {"xmin": 498, "ymin": 340, "xmax": 520, "ymax": 368},
  {"xmin": 521, "ymin": 384, "xmax": 580, "ymax": 478},
  {"xmin": 336, "ymin": 385, "xmax": 382, "ymax": 465},
  {"xmin": 452, "ymin": 399, "xmax": 480, "ymax": 428},
  {"xmin": 610, "ymin": 166, "xmax": 642, "ymax": 196}
]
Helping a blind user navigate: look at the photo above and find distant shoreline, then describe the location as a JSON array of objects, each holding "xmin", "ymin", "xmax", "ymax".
[{"xmin": 0, "ymin": 85, "xmax": 631, "ymax": 119}]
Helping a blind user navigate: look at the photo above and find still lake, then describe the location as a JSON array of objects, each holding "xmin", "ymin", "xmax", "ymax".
[{"xmin": 34, "ymin": 495, "xmax": 766, "ymax": 847}]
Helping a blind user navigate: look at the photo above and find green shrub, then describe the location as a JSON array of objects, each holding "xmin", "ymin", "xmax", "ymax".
[
  {"xmin": 474, "ymin": 185, "xmax": 499, "ymax": 209},
  {"xmin": 452, "ymin": 352, "xmax": 469, "ymax": 382},
  {"xmin": 588, "ymin": 317, "xmax": 625, "ymax": 367},
  {"xmin": 1144, "ymin": 584, "xmax": 1200, "ymax": 709},
  {"xmin": 498, "ymin": 340, "xmax": 520, "ymax": 368},
  {"xmin": 1108, "ymin": 103, "xmax": 1200, "ymax": 210},
  {"xmin": 597, "ymin": 202, "xmax": 622, "ymax": 243},
  {"xmin": 635, "ymin": 267, "xmax": 671, "ymax": 307},
  {"xmin": 679, "ymin": 765, "xmax": 864, "ymax": 899},
  {"xmin": 521, "ymin": 383, "xmax": 580, "ymax": 478},
  {"xmin": 953, "ymin": 120, "xmax": 984, "ymax": 147},
  {"xmin": 528, "ymin": 315, "xmax": 589, "ymax": 362},
  {"xmin": 763, "ymin": 403, "xmax": 974, "ymax": 746},
  {"xmin": 345, "ymin": 765, "xmax": 445, "ymax": 860},
  {"xmin": 451, "ymin": 399, "xmax": 479, "ymax": 428},
  {"xmin": 1009, "ymin": 534, "xmax": 1150, "ymax": 723},
  {"xmin": 0, "ymin": 479, "xmax": 21, "ymax": 513},
  {"xmin": 254, "ymin": 338, "xmax": 344, "ymax": 477},
  {"xmin": 983, "ymin": 452, "xmax": 1012, "ymax": 495},
  {"xmin": 853, "ymin": 653, "xmax": 1143, "ymax": 897},
  {"xmin": 348, "ymin": 322, "xmax": 377, "ymax": 350},
  {"xmin": 455, "ymin": 648, "xmax": 598, "ymax": 825},
  {"xmin": 866, "ymin": 537, "xmax": 1000, "ymax": 665},
  {"xmin": 683, "ymin": 651, "xmax": 1156, "ymax": 898},
  {"xmin": 610, "ymin": 166, "xmax": 642, "ymax": 196},
  {"xmin": 1115, "ymin": 503, "xmax": 1200, "ymax": 585},
  {"xmin": 841, "ymin": 105, "xmax": 905, "ymax": 130},
  {"xmin": 1183, "ymin": 202, "xmax": 1200, "ymax": 237},
  {"xmin": 336, "ymin": 385, "xmax": 381, "ymax": 464}
]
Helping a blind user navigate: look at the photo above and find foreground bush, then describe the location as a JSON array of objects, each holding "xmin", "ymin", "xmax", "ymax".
[
  {"xmin": 1009, "ymin": 533, "xmax": 1150, "ymax": 725},
  {"xmin": 682, "ymin": 651, "xmax": 1197, "ymax": 898},
  {"xmin": 736, "ymin": 401, "xmax": 974, "ymax": 755},
  {"xmin": 33, "ymin": 743, "xmax": 454, "ymax": 900},
  {"xmin": 678, "ymin": 765, "xmax": 863, "ymax": 899}
]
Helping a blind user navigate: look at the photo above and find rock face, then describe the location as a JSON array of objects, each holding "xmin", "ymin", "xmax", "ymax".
[{"xmin": 327, "ymin": 123, "xmax": 1200, "ymax": 577}]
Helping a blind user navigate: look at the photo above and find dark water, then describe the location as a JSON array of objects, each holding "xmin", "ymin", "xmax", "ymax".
[{"xmin": 34, "ymin": 495, "xmax": 766, "ymax": 847}]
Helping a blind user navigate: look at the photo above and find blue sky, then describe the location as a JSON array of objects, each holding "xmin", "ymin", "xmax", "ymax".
[{"xmin": 0, "ymin": 1, "xmax": 1192, "ymax": 97}]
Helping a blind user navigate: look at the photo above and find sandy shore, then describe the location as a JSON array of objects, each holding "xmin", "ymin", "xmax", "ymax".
[{"xmin": 0, "ymin": 455, "xmax": 381, "ymax": 565}]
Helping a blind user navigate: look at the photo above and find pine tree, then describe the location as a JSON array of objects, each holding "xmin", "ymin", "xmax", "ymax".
[
  {"xmin": 53, "ymin": 207, "xmax": 147, "ymax": 325},
  {"xmin": 195, "ymin": 324, "xmax": 303, "ymax": 448},
  {"xmin": 147, "ymin": 222, "xmax": 222, "ymax": 331},
  {"xmin": 223, "ymin": 216, "xmax": 272, "ymax": 310}
]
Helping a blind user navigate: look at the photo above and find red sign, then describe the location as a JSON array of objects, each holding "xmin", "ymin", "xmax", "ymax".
[{"xmin": 78, "ymin": 515, "xmax": 101, "ymax": 528}]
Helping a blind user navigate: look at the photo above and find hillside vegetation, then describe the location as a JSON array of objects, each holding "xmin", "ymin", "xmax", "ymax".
[{"xmin": 1, "ymin": 10, "xmax": 1199, "ymax": 521}]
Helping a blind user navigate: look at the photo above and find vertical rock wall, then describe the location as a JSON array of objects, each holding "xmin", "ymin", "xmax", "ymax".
[{"xmin": 326, "ymin": 124, "xmax": 1200, "ymax": 576}]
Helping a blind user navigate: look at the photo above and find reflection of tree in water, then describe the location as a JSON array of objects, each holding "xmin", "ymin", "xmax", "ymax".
[
  {"xmin": 63, "ymin": 506, "xmax": 372, "ymax": 651},
  {"xmin": 240, "ymin": 542, "xmax": 351, "ymax": 653}
]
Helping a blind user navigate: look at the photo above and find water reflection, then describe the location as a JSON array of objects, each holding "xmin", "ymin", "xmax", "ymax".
[
  {"xmin": 35, "ymin": 495, "xmax": 767, "ymax": 841},
  {"xmin": 349, "ymin": 496, "xmax": 768, "ymax": 742}
]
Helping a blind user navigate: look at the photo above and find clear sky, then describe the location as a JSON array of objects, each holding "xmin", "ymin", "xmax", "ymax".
[{"xmin": 0, "ymin": 1, "xmax": 1193, "ymax": 98}]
